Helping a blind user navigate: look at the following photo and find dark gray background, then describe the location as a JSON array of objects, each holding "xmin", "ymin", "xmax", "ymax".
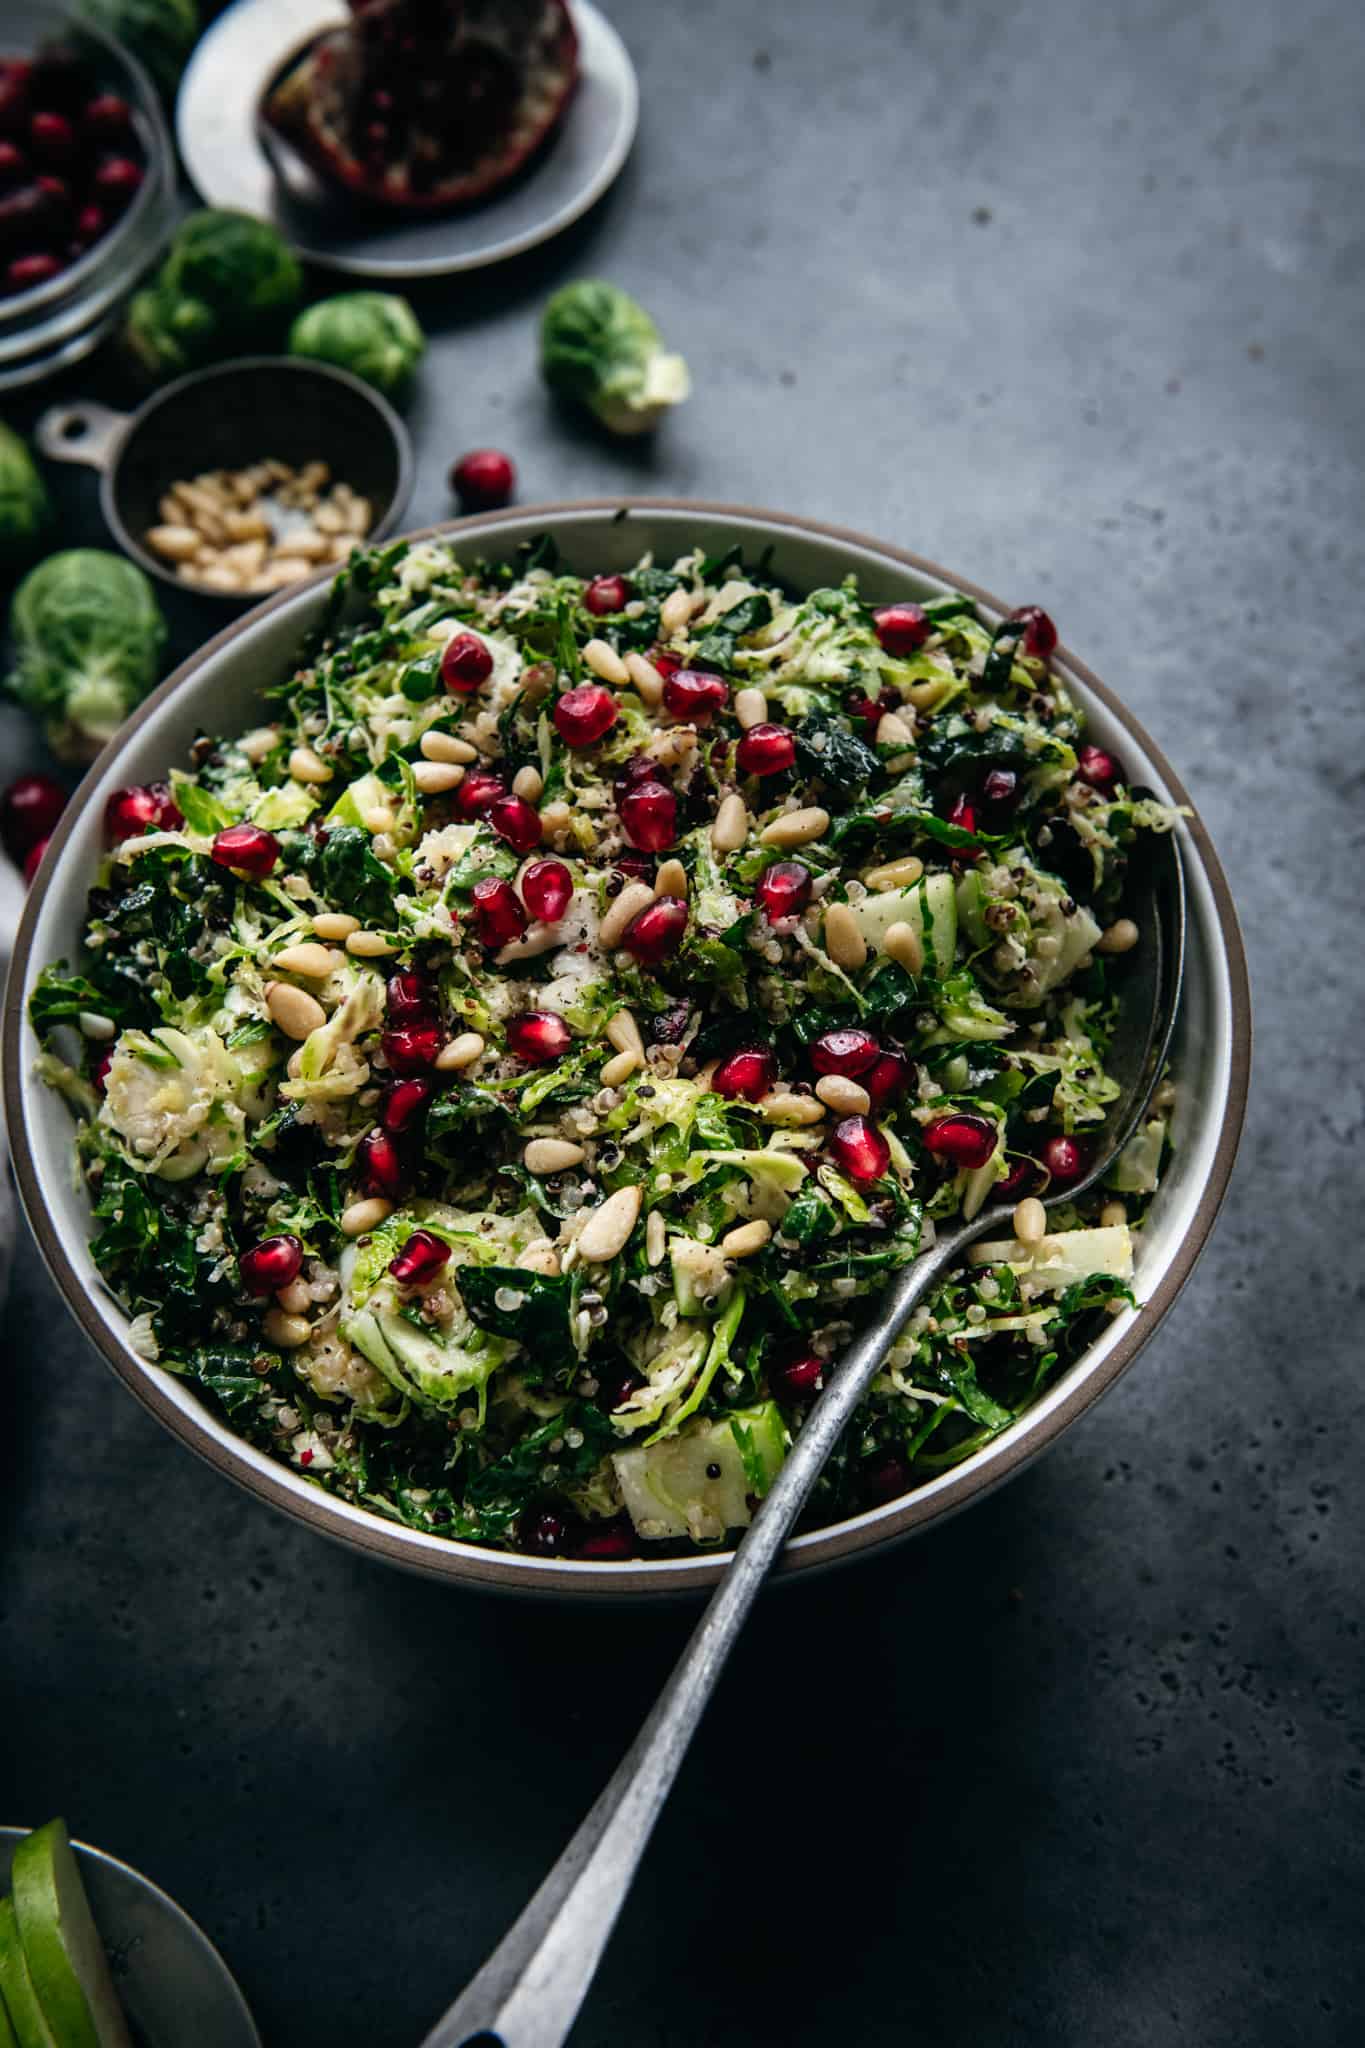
[{"xmin": 3, "ymin": 0, "xmax": 1362, "ymax": 2041}]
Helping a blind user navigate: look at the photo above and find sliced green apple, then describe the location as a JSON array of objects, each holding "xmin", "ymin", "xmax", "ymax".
[
  {"xmin": 0, "ymin": 1899, "xmax": 56, "ymax": 2048},
  {"xmin": 11, "ymin": 1822, "xmax": 131, "ymax": 2048}
]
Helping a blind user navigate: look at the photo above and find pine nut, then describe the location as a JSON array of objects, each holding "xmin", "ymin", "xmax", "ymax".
[
  {"xmin": 225, "ymin": 510, "xmax": 270, "ymax": 543},
  {"xmin": 646, "ymin": 1209, "xmax": 667, "ymax": 1266},
  {"xmin": 516, "ymin": 1242, "xmax": 561, "ymax": 1276},
  {"xmin": 601, "ymin": 1047, "xmax": 642, "ymax": 1088},
  {"xmin": 815, "ymin": 1074, "xmax": 871, "ymax": 1115},
  {"xmin": 1013, "ymin": 1197, "xmax": 1047, "ymax": 1246},
  {"xmin": 420, "ymin": 730, "xmax": 478, "ymax": 763},
  {"xmin": 606, "ymin": 1009, "xmax": 644, "ymax": 1057},
  {"xmin": 346, "ymin": 930, "xmax": 396, "ymax": 957},
  {"xmin": 1100, "ymin": 1199, "xmax": 1127, "ymax": 1227},
  {"xmin": 883, "ymin": 920, "xmax": 924, "ymax": 973},
  {"xmin": 313, "ymin": 912, "xmax": 360, "ymax": 940},
  {"xmin": 413, "ymin": 760, "xmax": 465, "ymax": 795},
  {"xmin": 863, "ymin": 855, "xmax": 924, "ymax": 890},
  {"xmin": 146, "ymin": 524, "xmax": 204, "ymax": 562},
  {"xmin": 288, "ymin": 744, "xmax": 333, "ymax": 784},
  {"xmin": 577, "ymin": 1184, "xmax": 643, "ymax": 1261},
  {"xmin": 1097, "ymin": 918, "xmax": 1140, "ymax": 955},
  {"xmin": 341, "ymin": 1196, "xmax": 392, "ymax": 1237},
  {"xmin": 711, "ymin": 792, "xmax": 750, "ymax": 853},
  {"xmin": 734, "ymin": 687, "xmax": 767, "ymax": 730},
  {"xmin": 759, "ymin": 1090, "xmax": 826, "ymax": 1126},
  {"xmin": 78, "ymin": 1011, "xmax": 116, "ymax": 1040},
  {"xmin": 599, "ymin": 881, "xmax": 656, "ymax": 950},
  {"xmin": 273, "ymin": 528, "xmax": 329, "ymax": 562},
  {"xmin": 263, "ymin": 1308, "xmax": 310, "ymax": 1349},
  {"xmin": 272, "ymin": 942, "xmax": 340, "ymax": 977},
  {"xmin": 275, "ymin": 1278, "xmax": 312, "ymax": 1315},
  {"xmin": 241, "ymin": 726, "xmax": 279, "ymax": 764},
  {"xmin": 436, "ymin": 1031, "xmax": 486, "ymax": 1071},
  {"xmin": 525, "ymin": 1138, "xmax": 587, "ymax": 1174},
  {"xmin": 760, "ymin": 805, "xmax": 830, "ymax": 849},
  {"xmin": 541, "ymin": 800, "xmax": 573, "ymax": 841},
  {"xmin": 660, "ymin": 588, "xmax": 698, "ymax": 636},
  {"xmin": 720, "ymin": 1218, "xmax": 771, "ymax": 1259},
  {"xmin": 655, "ymin": 858, "xmax": 688, "ymax": 899},
  {"xmin": 906, "ymin": 678, "xmax": 950, "ymax": 711},
  {"xmin": 512, "ymin": 765, "xmax": 544, "ymax": 801},
  {"xmin": 625, "ymin": 651, "xmax": 664, "ymax": 705},
  {"xmin": 265, "ymin": 981, "xmax": 326, "ymax": 1039},
  {"xmin": 583, "ymin": 637, "xmax": 629, "ymax": 685},
  {"xmin": 823, "ymin": 902, "xmax": 867, "ymax": 970},
  {"xmin": 875, "ymin": 710, "xmax": 914, "ymax": 749},
  {"xmin": 362, "ymin": 805, "xmax": 395, "ymax": 834}
]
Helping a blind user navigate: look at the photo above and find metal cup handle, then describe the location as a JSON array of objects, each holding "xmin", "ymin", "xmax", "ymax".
[{"xmin": 34, "ymin": 400, "xmax": 129, "ymax": 472}]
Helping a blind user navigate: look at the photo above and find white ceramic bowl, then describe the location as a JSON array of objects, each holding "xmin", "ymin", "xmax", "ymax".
[{"xmin": 2, "ymin": 502, "xmax": 1251, "ymax": 1596}]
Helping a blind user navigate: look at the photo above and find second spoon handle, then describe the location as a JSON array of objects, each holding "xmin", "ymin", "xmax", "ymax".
[{"xmin": 421, "ymin": 1218, "xmax": 976, "ymax": 2048}]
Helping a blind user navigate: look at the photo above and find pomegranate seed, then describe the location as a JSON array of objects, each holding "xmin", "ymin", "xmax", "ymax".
[
  {"xmin": 1076, "ymin": 743, "xmax": 1122, "ymax": 793},
  {"xmin": 358, "ymin": 1127, "xmax": 405, "ymax": 1199},
  {"xmin": 1009, "ymin": 604, "xmax": 1058, "ymax": 657},
  {"xmin": 754, "ymin": 860, "xmax": 812, "ymax": 919},
  {"xmin": 618, "ymin": 780, "xmax": 677, "ymax": 851},
  {"xmin": 873, "ymin": 603, "xmax": 930, "ymax": 656},
  {"xmin": 1040, "ymin": 1134, "xmax": 1088, "ymax": 1185},
  {"xmin": 811, "ymin": 1028, "xmax": 880, "ymax": 1078},
  {"xmin": 2, "ymin": 773, "xmax": 65, "ymax": 861},
  {"xmin": 864, "ymin": 1047, "xmax": 912, "ymax": 1108},
  {"xmin": 771, "ymin": 1352, "xmax": 826, "ymax": 1401},
  {"xmin": 981, "ymin": 767, "xmax": 1019, "ymax": 811},
  {"xmin": 23, "ymin": 835, "xmax": 50, "ymax": 882},
  {"xmin": 82, "ymin": 92, "xmax": 133, "ymax": 143},
  {"xmin": 830, "ymin": 1114, "xmax": 891, "ymax": 1181},
  {"xmin": 923, "ymin": 1114, "xmax": 997, "ymax": 1170},
  {"xmin": 598, "ymin": 1364, "xmax": 646, "ymax": 1413},
  {"xmin": 239, "ymin": 1234, "xmax": 303, "ymax": 1297},
  {"xmin": 92, "ymin": 1046, "xmax": 114, "ymax": 1095},
  {"xmin": 381, "ymin": 1077, "xmax": 433, "ymax": 1132},
  {"xmin": 389, "ymin": 1229, "xmax": 451, "ymax": 1286},
  {"xmin": 576, "ymin": 1517, "xmax": 635, "ymax": 1560},
  {"xmin": 73, "ymin": 201, "xmax": 104, "ymax": 245},
  {"xmin": 613, "ymin": 852, "xmax": 655, "ymax": 884},
  {"xmin": 621, "ymin": 895, "xmax": 688, "ymax": 965},
  {"xmin": 649, "ymin": 647, "xmax": 682, "ymax": 679},
  {"xmin": 947, "ymin": 793, "xmax": 978, "ymax": 841},
  {"xmin": 441, "ymin": 631, "xmax": 493, "ymax": 693},
  {"xmin": 211, "ymin": 823, "xmax": 280, "ymax": 878},
  {"xmin": 471, "ymin": 876, "xmax": 528, "ymax": 947},
  {"xmin": 506, "ymin": 1011, "xmax": 572, "ymax": 1064},
  {"xmin": 616, "ymin": 752, "xmax": 661, "ymax": 791},
  {"xmin": 584, "ymin": 574, "xmax": 631, "ymax": 615},
  {"xmin": 29, "ymin": 110, "xmax": 75, "ymax": 168},
  {"xmin": 863, "ymin": 1452, "xmax": 909, "ymax": 1504},
  {"xmin": 520, "ymin": 858, "xmax": 573, "ymax": 922},
  {"xmin": 488, "ymin": 793, "xmax": 541, "ymax": 854},
  {"xmin": 7, "ymin": 253, "xmax": 62, "ymax": 292},
  {"xmin": 735, "ymin": 723, "xmax": 796, "ymax": 777},
  {"xmin": 711, "ymin": 1048, "xmax": 776, "ymax": 1101},
  {"xmin": 997, "ymin": 1156, "xmax": 1044, "ymax": 1201},
  {"xmin": 663, "ymin": 669, "xmax": 728, "ymax": 723},
  {"xmin": 520, "ymin": 1507, "xmax": 570, "ymax": 1555},
  {"xmin": 848, "ymin": 693, "xmax": 883, "ymax": 736},
  {"xmin": 385, "ymin": 969, "xmax": 432, "ymax": 1021},
  {"xmin": 553, "ymin": 684, "xmax": 618, "ymax": 748},
  {"xmin": 381, "ymin": 1022, "xmax": 443, "ymax": 1074},
  {"xmin": 450, "ymin": 447, "xmax": 515, "ymax": 511},
  {"xmin": 105, "ymin": 784, "xmax": 180, "ymax": 843},
  {"xmin": 454, "ymin": 771, "xmax": 506, "ymax": 819}
]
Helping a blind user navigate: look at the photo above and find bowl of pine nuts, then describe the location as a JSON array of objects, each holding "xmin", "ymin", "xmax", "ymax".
[{"xmin": 33, "ymin": 354, "xmax": 414, "ymax": 603}]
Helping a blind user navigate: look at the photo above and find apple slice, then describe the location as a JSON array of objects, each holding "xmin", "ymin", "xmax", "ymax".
[
  {"xmin": 10, "ymin": 1823, "xmax": 131, "ymax": 2048},
  {"xmin": 0, "ymin": 1899, "xmax": 56, "ymax": 2048}
]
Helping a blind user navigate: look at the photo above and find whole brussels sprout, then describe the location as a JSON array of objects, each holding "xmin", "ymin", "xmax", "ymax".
[
  {"xmin": 288, "ymin": 292, "xmax": 426, "ymax": 402},
  {"xmin": 540, "ymin": 280, "xmax": 691, "ymax": 436},
  {"xmin": 124, "ymin": 209, "xmax": 304, "ymax": 381},
  {"xmin": 0, "ymin": 423, "xmax": 52, "ymax": 577},
  {"xmin": 5, "ymin": 550, "xmax": 166, "ymax": 763},
  {"xmin": 76, "ymin": 0, "xmax": 201, "ymax": 101}
]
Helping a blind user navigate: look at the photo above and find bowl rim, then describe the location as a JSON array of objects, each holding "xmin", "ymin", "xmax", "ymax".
[{"xmin": 2, "ymin": 498, "xmax": 1252, "ymax": 1598}]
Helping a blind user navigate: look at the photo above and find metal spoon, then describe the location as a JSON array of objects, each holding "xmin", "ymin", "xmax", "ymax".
[{"xmin": 422, "ymin": 824, "xmax": 1185, "ymax": 2048}]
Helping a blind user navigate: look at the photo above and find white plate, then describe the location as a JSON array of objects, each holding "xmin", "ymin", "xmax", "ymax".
[{"xmin": 176, "ymin": 0, "xmax": 638, "ymax": 280}]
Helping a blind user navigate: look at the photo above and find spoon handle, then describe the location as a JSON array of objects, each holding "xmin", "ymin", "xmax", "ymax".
[{"xmin": 421, "ymin": 1219, "xmax": 976, "ymax": 2048}]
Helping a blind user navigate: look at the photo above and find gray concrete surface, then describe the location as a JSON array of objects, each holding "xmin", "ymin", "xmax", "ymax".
[{"xmin": 3, "ymin": 0, "xmax": 1363, "ymax": 2041}]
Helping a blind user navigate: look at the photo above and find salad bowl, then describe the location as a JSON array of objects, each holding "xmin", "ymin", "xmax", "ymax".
[{"xmin": 2, "ymin": 502, "xmax": 1250, "ymax": 1596}]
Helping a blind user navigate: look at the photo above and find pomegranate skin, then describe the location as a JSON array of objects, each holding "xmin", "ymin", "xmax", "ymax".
[
  {"xmin": 210, "ymin": 823, "xmax": 280, "ymax": 878},
  {"xmin": 873, "ymin": 603, "xmax": 930, "ymax": 656},
  {"xmin": 621, "ymin": 895, "xmax": 688, "ymax": 965},
  {"xmin": 553, "ymin": 684, "xmax": 619, "ymax": 748},
  {"xmin": 520, "ymin": 858, "xmax": 573, "ymax": 923},
  {"xmin": 454, "ymin": 771, "xmax": 506, "ymax": 820},
  {"xmin": 923, "ymin": 1113, "xmax": 997, "ymax": 1170},
  {"xmin": 754, "ymin": 860, "xmax": 812, "ymax": 919},
  {"xmin": 771, "ymin": 1352, "xmax": 826, "ymax": 1401},
  {"xmin": 471, "ymin": 876, "xmax": 528, "ymax": 948},
  {"xmin": 584, "ymin": 574, "xmax": 631, "ymax": 615},
  {"xmin": 381, "ymin": 1022, "xmax": 444, "ymax": 1074},
  {"xmin": 441, "ymin": 631, "xmax": 494, "ymax": 692},
  {"xmin": 1009, "ymin": 604, "xmax": 1058, "ymax": 657},
  {"xmin": 663, "ymin": 669, "xmax": 728, "ymax": 723},
  {"xmin": 240, "ymin": 1234, "xmax": 304, "ymax": 1297},
  {"xmin": 829, "ymin": 1114, "xmax": 891, "ymax": 1182},
  {"xmin": 711, "ymin": 1048, "xmax": 777, "ymax": 1102},
  {"xmin": 1040, "ymin": 1133, "xmax": 1088, "ymax": 1185},
  {"xmin": 735, "ymin": 723, "xmax": 796, "ymax": 777},
  {"xmin": 1076, "ymin": 743, "xmax": 1121, "ymax": 793},
  {"xmin": 381, "ymin": 1077, "xmax": 433, "ymax": 1133},
  {"xmin": 389, "ymin": 1229, "xmax": 452, "ymax": 1286},
  {"xmin": 488, "ymin": 793, "xmax": 542, "ymax": 854},
  {"xmin": 450, "ymin": 448, "xmax": 515, "ymax": 511},
  {"xmin": 2, "ymin": 772, "xmax": 66, "ymax": 861},
  {"xmin": 811, "ymin": 1028, "xmax": 880, "ymax": 1078},
  {"xmin": 618, "ymin": 780, "xmax": 678, "ymax": 851},
  {"xmin": 506, "ymin": 1011, "xmax": 573, "ymax": 1064},
  {"xmin": 357, "ymin": 1127, "xmax": 406, "ymax": 1200}
]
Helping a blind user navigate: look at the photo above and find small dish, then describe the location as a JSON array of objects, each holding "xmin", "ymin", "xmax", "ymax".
[
  {"xmin": 176, "ymin": 0, "xmax": 638, "ymax": 280},
  {"xmin": 0, "ymin": 1827, "xmax": 260, "ymax": 2048}
]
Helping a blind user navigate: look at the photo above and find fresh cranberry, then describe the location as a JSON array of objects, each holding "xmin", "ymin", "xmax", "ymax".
[
  {"xmin": 830, "ymin": 1114, "xmax": 891, "ymax": 1181},
  {"xmin": 873, "ymin": 603, "xmax": 930, "ymax": 656},
  {"xmin": 520, "ymin": 858, "xmax": 573, "ymax": 922},
  {"xmin": 520, "ymin": 1507, "xmax": 571, "ymax": 1556},
  {"xmin": 0, "ymin": 141, "xmax": 25, "ymax": 191},
  {"xmin": 997, "ymin": 1155, "xmax": 1044, "ymax": 1201},
  {"xmin": 92, "ymin": 1046, "xmax": 114, "ymax": 1095},
  {"xmin": 488, "ymin": 793, "xmax": 541, "ymax": 854},
  {"xmin": 72, "ymin": 200, "xmax": 104, "ymax": 246},
  {"xmin": 663, "ymin": 669, "xmax": 728, "ymax": 723},
  {"xmin": 389, "ymin": 1229, "xmax": 451, "ymax": 1286},
  {"xmin": 735, "ymin": 723, "xmax": 796, "ymax": 776},
  {"xmin": 771, "ymin": 1352, "xmax": 826, "ymax": 1401},
  {"xmin": 712, "ymin": 1048, "xmax": 776, "ymax": 1101},
  {"xmin": 441, "ymin": 631, "xmax": 493, "ymax": 693},
  {"xmin": 23, "ymin": 835, "xmax": 50, "ymax": 883},
  {"xmin": 239, "ymin": 1234, "xmax": 303, "ymax": 1297},
  {"xmin": 450, "ymin": 447, "xmax": 515, "ymax": 512},
  {"xmin": 811, "ymin": 1028, "xmax": 880, "ymax": 1078},
  {"xmin": 471, "ymin": 876, "xmax": 528, "ymax": 948},
  {"xmin": 863, "ymin": 1451, "xmax": 909, "ymax": 1504},
  {"xmin": 754, "ymin": 860, "xmax": 812, "ymax": 918},
  {"xmin": 506, "ymin": 1010, "xmax": 572, "ymax": 1064},
  {"xmin": 947, "ymin": 793, "xmax": 978, "ymax": 842},
  {"xmin": 357, "ymin": 1127, "xmax": 405, "ymax": 1199},
  {"xmin": 381, "ymin": 1022, "xmax": 443, "ymax": 1074},
  {"xmin": 6, "ymin": 253, "xmax": 62, "ymax": 293},
  {"xmin": 1040, "ymin": 1134, "xmax": 1088, "ymax": 1185},
  {"xmin": 1009, "ymin": 604, "xmax": 1058, "ymax": 657},
  {"xmin": 2, "ymin": 773, "xmax": 66, "ymax": 861},
  {"xmin": 981, "ymin": 767, "xmax": 1019, "ymax": 813},
  {"xmin": 576, "ymin": 1517, "xmax": 636, "ymax": 1561},
  {"xmin": 381, "ymin": 1077, "xmax": 433, "ymax": 1132},
  {"xmin": 1076, "ymin": 743, "xmax": 1122, "ymax": 793},
  {"xmin": 621, "ymin": 895, "xmax": 688, "ymax": 965},
  {"xmin": 29, "ymin": 111, "xmax": 75, "ymax": 170},
  {"xmin": 104, "ymin": 783, "xmax": 181, "ymax": 842},
  {"xmin": 553, "ymin": 684, "xmax": 618, "ymax": 748},
  {"xmin": 385, "ymin": 968, "xmax": 432, "ymax": 1021},
  {"xmin": 864, "ymin": 1047, "xmax": 912, "ymax": 1108},
  {"xmin": 618, "ymin": 780, "xmax": 677, "ymax": 851},
  {"xmin": 584, "ymin": 574, "xmax": 631, "ymax": 615},
  {"xmin": 210, "ymin": 823, "xmax": 280, "ymax": 878},
  {"xmin": 91, "ymin": 156, "xmax": 143, "ymax": 212},
  {"xmin": 453, "ymin": 771, "xmax": 506, "ymax": 819},
  {"xmin": 82, "ymin": 93, "xmax": 133, "ymax": 144},
  {"xmin": 923, "ymin": 1113, "xmax": 997, "ymax": 1170}
]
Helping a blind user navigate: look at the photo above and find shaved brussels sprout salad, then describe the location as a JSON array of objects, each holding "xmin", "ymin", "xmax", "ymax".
[{"xmin": 30, "ymin": 536, "xmax": 1177, "ymax": 1559}]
